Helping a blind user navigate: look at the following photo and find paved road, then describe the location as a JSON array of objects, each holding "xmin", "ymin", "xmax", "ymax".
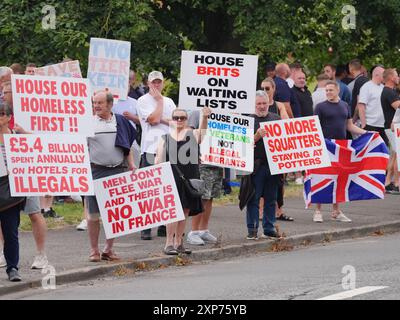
[{"xmin": 4, "ymin": 232, "xmax": 400, "ymax": 300}]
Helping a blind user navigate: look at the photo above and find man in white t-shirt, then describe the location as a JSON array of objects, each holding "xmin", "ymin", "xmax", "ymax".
[
  {"xmin": 136, "ymin": 70, "xmax": 176, "ymax": 240},
  {"xmin": 357, "ymin": 65, "xmax": 388, "ymax": 145}
]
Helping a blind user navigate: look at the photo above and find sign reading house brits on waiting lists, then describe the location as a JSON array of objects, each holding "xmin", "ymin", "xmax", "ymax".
[
  {"xmin": 4, "ymin": 134, "xmax": 93, "ymax": 196},
  {"xmin": 261, "ymin": 116, "xmax": 331, "ymax": 175},
  {"xmin": 179, "ymin": 50, "xmax": 258, "ymax": 114},
  {"xmin": 200, "ymin": 111, "xmax": 254, "ymax": 172},
  {"xmin": 94, "ymin": 162, "xmax": 185, "ymax": 239}
]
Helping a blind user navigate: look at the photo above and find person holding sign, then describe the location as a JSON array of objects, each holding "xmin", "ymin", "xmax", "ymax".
[
  {"xmin": 0, "ymin": 101, "xmax": 24, "ymax": 281},
  {"xmin": 313, "ymin": 80, "xmax": 367, "ymax": 223},
  {"xmin": 155, "ymin": 107, "xmax": 211, "ymax": 255},
  {"xmin": 85, "ymin": 90, "xmax": 136, "ymax": 262},
  {"xmin": 242, "ymin": 90, "xmax": 282, "ymax": 240}
]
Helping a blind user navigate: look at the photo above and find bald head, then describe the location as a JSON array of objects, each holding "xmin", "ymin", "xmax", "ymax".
[
  {"xmin": 275, "ymin": 63, "xmax": 290, "ymax": 79},
  {"xmin": 372, "ymin": 66, "xmax": 384, "ymax": 84}
]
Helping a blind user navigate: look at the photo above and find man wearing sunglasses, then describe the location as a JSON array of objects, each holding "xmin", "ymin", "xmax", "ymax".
[{"xmin": 137, "ymin": 70, "xmax": 175, "ymax": 240}]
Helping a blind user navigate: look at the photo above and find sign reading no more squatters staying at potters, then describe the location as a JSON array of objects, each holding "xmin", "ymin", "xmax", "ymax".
[{"xmin": 179, "ymin": 50, "xmax": 258, "ymax": 114}]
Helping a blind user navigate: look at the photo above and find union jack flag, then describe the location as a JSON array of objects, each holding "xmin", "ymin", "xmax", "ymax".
[{"xmin": 304, "ymin": 132, "xmax": 389, "ymax": 206}]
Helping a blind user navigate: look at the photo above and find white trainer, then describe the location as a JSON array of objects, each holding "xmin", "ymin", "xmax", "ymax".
[
  {"xmin": 313, "ymin": 211, "xmax": 323, "ymax": 223},
  {"xmin": 199, "ymin": 230, "xmax": 217, "ymax": 243},
  {"xmin": 186, "ymin": 231, "xmax": 205, "ymax": 245},
  {"xmin": 76, "ymin": 219, "xmax": 88, "ymax": 231},
  {"xmin": 0, "ymin": 253, "xmax": 6, "ymax": 268},
  {"xmin": 332, "ymin": 211, "xmax": 352, "ymax": 222},
  {"xmin": 31, "ymin": 254, "xmax": 49, "ymax": 269}
]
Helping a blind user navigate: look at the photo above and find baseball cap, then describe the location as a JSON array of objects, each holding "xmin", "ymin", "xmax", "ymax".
[{"xmin": 148, "ymin": 70, "xmax": 164, "ymax": 82}]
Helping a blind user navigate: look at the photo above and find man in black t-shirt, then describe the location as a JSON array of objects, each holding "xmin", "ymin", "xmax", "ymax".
[
  {"xmin": 244, "ymin": 90, "xmax": 281, "ymax": 240},
  {"xmin": 381, "ymin": 68, "xmax": 400, "ymax": 193},
  {"xmin": 349, "ymin": 59, "xmax": 369, "ymax": 117}
]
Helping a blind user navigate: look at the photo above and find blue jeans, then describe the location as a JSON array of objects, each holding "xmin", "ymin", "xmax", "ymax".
[
  {"xmin": 246, "ymin": 164, "xmax": 278, "ymax": 234},
  {"xmin": 0, "ymin": 204, "xmax": 21, "ymax": 273}
]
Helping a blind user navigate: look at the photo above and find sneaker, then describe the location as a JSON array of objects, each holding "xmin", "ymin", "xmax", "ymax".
[
  {"xmin": 43, "ymin": 208, "xmax": 64, "ymax": 220},
  {"xmin": 157, "ymin": 225, "xmax": 166, "ymax": 237},
  {"xmin": 295, "ymin": 177, "xmax": 303, "ymax": 185},
  {"xmin": 261, "ymin": 231, "xmax": 281, "ymax": 239},
  {"xmin": 331, "ymin": 211, "xmax": 352, "ymax": 222},
  {"xmin": 313, "ymin": 211, "xmax": 323, "ymax": 223},
  {"xmin": 141, "ymin": 230, "xmax": 152, "ymax": 240},
  {"xmin": 186, "ymin": 231, "xmax": 205, "ymax": 245},
  {"xmin": 76, "ymin": 219, "xmax": 88, "ymax": 231},
  {"xmin": 199, "ymin": 230, "xmax": 217, "ymax": 243},
  {"xmin": 0, "ymin": 253, "xmax": 6, "ymax": 268},
  {"xmin": 246, "ymin": 232, "xmax": 258, "ymax": 240},
  {"xmin": 390, "ymin": 185, "xmax": 400, "ymax": 195},
  {"xmin": 7, "ymin": 268, "xmax": 21, "ymax": 282},
  {"xmin": 385, "ymin": 183, "xmax": 394, "ymax": 194},
  {"xmin": 31, "ymin": 254, "xmax": 48, "ymax": 269}
]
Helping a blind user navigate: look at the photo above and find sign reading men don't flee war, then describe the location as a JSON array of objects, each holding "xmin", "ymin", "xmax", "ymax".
[
  {"xmin": 94, "ymin": 162, "xmax": 185, "ymax": 239},
  {"xmin": 261, "ymin": 116, "xmax": 331, "ymax": 175},
  {"xmin": 4, "ymin": 134, "xmax": 93, "ymax": 196},
  {"xmin": 34, "ymin": 60, "xmax": 82, "ymax": 78},
  {"xmin": 200, "ymin": 111, "xmax": 254, "ymax": 172},
  {"xmin": 87, "ymin": 38, "xmax": 130, "ymax": 100},
  {"xmin": 179, "ymin": 50, "xmax": 258, "ymax": 114},
  {"xmin": 11, "ymin": 75, "xmax": 94, "ymax": 136}
]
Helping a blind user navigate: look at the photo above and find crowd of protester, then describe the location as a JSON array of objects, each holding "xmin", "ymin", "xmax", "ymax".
[{"xmin": 0, "ymin": 57, "xmax": 399, "ymax": 282}]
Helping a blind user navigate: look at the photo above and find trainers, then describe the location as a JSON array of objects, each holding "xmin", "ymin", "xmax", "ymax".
[
  {"xmin": 390, "ymin": 185, "xmax": 400, "ymax": 195},
  {"xmin": 246, "ymin": 232, "xmax": 258, "ymax": 240},
  {"xmin": 199, "ymin": 230, "xmax": 217, "ymax": 243},
  {"xmin": 141, "ymin": 230, "xmax": 152, "ymax": 240},
  {"xmin": 0, "ymin": 253, "xmax": 6, "ymax": 268},
  {"xmin": 157, "ymin": 225, "xmax": 166, "ymax": 237},
  {"xmin": 385, "ymin": 183, "xmax": 394, "ymax": 194},
  {"xmin": 331, "ymin": 211, "xmax": 352, "ymax": 222},
  {"xmin": 295, "ymin": 177, "xmax": 303, "ymax": 185},
  {"xmin": 186, "ymin": 231, "xmax": 205, "ymax": 245},
  {"xmin": 76, "ymin": 219, "xmax": 88, "ymax": 231},
  {"xmin": 31, "ymin": 254, "xmax": 48, "ymax": 269},
  {"xmin": 313, "ymin": 211, "xmax": 323, "ymax": 223},
  {"xmin": 261, "ymin": 231, "xmax": 281, "ymax": 239},
  {"xmin": 43, "ymin": 208, "xmax": 64, "ymax": 220},
  {"xmin": 8, "ymin": 268, "xmax": 21, "ymax": 282}
]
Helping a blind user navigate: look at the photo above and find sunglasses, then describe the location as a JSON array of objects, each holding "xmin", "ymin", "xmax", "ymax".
[
  {"xmin": 0, "ymin": 111, "xmax": 8, "ymax": 117},
  {"xmin": 262, "ymin": 87, "xmax": 271, "ymax": 91},
  {"xmin": 172, "ymin": 116, "xmax": 187, "ymax": 121}
]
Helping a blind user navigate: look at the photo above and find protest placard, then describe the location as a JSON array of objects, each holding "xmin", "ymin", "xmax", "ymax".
[
  {"xmin": 87, "ymin": 37, "xmax": 131, "ymax": 101},
  {"xmin": 178, "ymin": 50, "xmax": 258, "ymax": 114},
  {"xmin": 200, "ymin": 111, "xmax": 254, "ymax": 172},
  {"xmin": 4, "ymin": 134, "xmax": 93, "ymax": 196},
  {"xmin": 94, "ymin": 162, "xmax": 185, "ymax": 239},
  {"xmin": 11, "ymin": 75, "xmax": 94, "ymax": 136},
  {"xmin": 261, "ymin": 116, "xmax": 331, "ymax": 175},
  {"xmin": 0, "ymin": 154, "xmax": 6, "ymax": 177},
  {"xmin": 34, "ymin": 60, "xmax": 82, "ymax": 78}
]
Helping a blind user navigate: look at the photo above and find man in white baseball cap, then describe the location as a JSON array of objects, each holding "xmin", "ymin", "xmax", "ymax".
[{"xmin": 137, "ymin": 70, "xmax": 176, "ymax": 240}]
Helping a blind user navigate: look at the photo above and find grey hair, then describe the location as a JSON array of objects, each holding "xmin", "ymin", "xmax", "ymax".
[
  {"xmin": 255, "ymin": 90, "xmax": 269, "ymax": 99},
  {"xmin": 0, "ymin": 100, "xmax": 13, "ymax": 116},
  {"xmin": 0, "ymin": 66, "xmax": 13, "ymax": 78},
  {"xmin": 172, "ymin": 108, "xmax": 188, "ymax": 117}
]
